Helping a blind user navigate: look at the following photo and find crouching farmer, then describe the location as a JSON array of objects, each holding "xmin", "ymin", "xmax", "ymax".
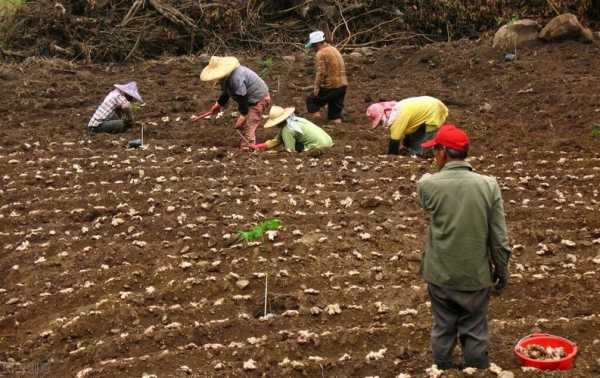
[
  {"xmin": 250, "ymin": 106, "xmax": 333, "ymax": 153},
  {"xmin": 417, "ymin": 124, "xmax": 512, "ymax": 370},
  {"xmin": 367, "ymin": 96, "xmax": 448, "ymax": 156},
  {"xmin": 88, "ymin": 82, "xmax": 143, "ymax": 133}
]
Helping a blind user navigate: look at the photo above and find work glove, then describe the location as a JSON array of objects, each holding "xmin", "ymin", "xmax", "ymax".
[
  {"xmin": 234, "ymin": 115, "xmax": 247, "ymax": 129},
  {"xmin": 249, "ymin": 143, "xmax": 268, "ymax": 151},
  {"xmin": 210, "ymin": 102, "xmax": 221, "ymax": 115},
  {"xmin": 493, "ymin": 268, "xmax": 508, "ymax": 294},
  {"xmin": 388, "ymin": 139, "xmax": 400, "ymax": 155}
]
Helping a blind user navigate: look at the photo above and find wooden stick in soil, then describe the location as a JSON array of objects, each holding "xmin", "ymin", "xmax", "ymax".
[{"xmin": 264, "ymin": 274, "xmax": 268, "ymax": 317}]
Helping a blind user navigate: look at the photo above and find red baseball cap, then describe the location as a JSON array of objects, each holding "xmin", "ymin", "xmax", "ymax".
[{"xmin": 421, "ymin": 124, "xmax": 469, "ymax": 151}]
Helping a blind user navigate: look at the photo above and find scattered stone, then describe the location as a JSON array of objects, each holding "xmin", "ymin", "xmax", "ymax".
[
  {"xmin": 325, "ymin": 303, "xmax": 342, "ymax": 315},
  {"xmin": 539, "ymin": 13, "xmax": 594, "ymax": 43},
  {"xmin": 498, "ymin": 371, "xmax": 515, "ymax": 378},
  {"xmin": 236, "ymin": 279, "xmax": 250, "ymax": 289},
  {"xmin": 493, "ymin": 19, "xmax": 540, "ymax": 51},
  {"xmin": 426, "ymin": 364, "xmax": 443, "ymax": 378},
  {"xmin": 365, "ymin": 348, "xmax": 387, "ymax": 361},
  {"xmin": 243, "ymin": 359, "xmax": 257, "ymax": 371}
]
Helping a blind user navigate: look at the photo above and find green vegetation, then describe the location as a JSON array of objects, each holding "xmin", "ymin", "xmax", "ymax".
[
  {"xmin": 257, "ymin": 56, "xmax": 274, "ymax": 76},
  {"xmin": 592, "ymin": 123, "xmax": 600, "ymax": 137},
  {"xmin": 237, "ymin": 218, "xmax": 282, "ymax": 242}
]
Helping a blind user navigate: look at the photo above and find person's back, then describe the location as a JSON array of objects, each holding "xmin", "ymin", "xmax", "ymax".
[
  {"xmin": 418, "ymin": 162, "xmax": 501, "ymax": 290},
  {"xmin": 417, "ymin": 124, "xmax": 511, "ymax": 370},
  {"xmin": 279, "ymin": 117, "xmax": 333, "ymax": 151},
  {"xmin": 223, "ymin": 65, "xmax": 269, "ymax": 104},
  {"xmin": 315, "ymin": 44, "xmax": 347, "ymax": 89}
]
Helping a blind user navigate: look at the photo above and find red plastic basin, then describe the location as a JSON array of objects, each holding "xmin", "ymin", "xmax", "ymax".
[{"xmin": 514, "ymin": 333, "xmax": 578, "ymax": 370}]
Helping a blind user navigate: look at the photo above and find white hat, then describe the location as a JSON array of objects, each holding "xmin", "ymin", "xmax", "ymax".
[
  {"xmin": 200, "ymin": 56, "xmax": 240, "ymax": 81},
  {"xmin": 305, "ymin": 31, "xmax": 325, "ymax": 48},
  {"xmin": 264, "ymin": 106, "xmax": 295, "ymax": 128}
]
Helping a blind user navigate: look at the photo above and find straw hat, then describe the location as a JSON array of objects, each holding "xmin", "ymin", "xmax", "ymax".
[
  {"xmin": 200, "ymin": 56, "xmax": 240, "ymax": 81},
  {"xmin": 264, "ymin": 106, "xmax": 295, "ymax": 128},
  {"xmin": 114, "ymin": 82, "xmax": 143, "ymax": 102}
]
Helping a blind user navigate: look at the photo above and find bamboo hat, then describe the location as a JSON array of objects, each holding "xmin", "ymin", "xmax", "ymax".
[
  {"xmin": 200, "ymin": 56, "xmax": 240, "ymax": 81},
  {"xmin": 114, "ymin": 82, "xmax": 143, "ymax": 102},
  {"xmin": 264, "ymin": 106, "xmax": 295, "ymax": 128}
]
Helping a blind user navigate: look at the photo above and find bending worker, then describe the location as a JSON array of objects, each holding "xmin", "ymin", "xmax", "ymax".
[
  {"xmin": 250, "ymin": 106, "xmax": 333, "ymax": 152},
  {"xmin": 87, "ymin": 82, "xmax": 143, "ymax": 134},
  {"xmin": 305, "ymin": 31, "xmax": 347, "ymax": 124},
  {"xmin": 199, "ymin": 56, "xmax": 270, "ymax": 150},
  {"xmin": 366, "ymin": 96, "xmax": 448, "ymax": 156}
]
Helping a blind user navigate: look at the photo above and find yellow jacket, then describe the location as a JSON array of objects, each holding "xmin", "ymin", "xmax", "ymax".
[{"xmin": 389, "ymin": 96, "xmax": 448, "ymax": 141}]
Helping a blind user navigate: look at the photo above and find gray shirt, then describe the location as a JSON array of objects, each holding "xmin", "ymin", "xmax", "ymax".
[{"xmin": 218, "ymin": 66, "xmax": 269, "ymax": 114}]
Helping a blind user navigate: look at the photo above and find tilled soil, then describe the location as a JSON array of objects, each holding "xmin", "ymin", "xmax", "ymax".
[{"xmin": 1, "ymin": 39, "xmax": 600, "ymax": 377}]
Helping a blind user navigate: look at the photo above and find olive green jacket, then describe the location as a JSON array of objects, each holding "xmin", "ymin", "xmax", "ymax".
[{"xmin": 417, "ymin": 161, "xmax": 512, "ymax": 291}]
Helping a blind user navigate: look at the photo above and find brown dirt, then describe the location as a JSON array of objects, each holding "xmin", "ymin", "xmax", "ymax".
[{"xmin": 1, "ymin": 39, "xmax": 600, "ymax": 377}]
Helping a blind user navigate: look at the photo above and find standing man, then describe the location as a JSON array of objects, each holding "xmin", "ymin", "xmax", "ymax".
[
  {"xmin": 366, "ymin": 96, "xmax": 448, "ymax": 156},
  {"xmin": 198, "ymin": 56, "xmax": 270, "ymax": 150},
  {"xmin": 305, "ymin": 31, "xmax": 347, "ymax": 124},
  {"xmin": 417, "ymin": 124, "xmax": 512, "ymax": 370}
]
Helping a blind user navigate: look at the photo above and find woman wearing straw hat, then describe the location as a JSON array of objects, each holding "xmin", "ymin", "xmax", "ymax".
[
  {"xmin": 87, "ymin": 82, "xmax": 143, "ymax": 134},
  {"xmin": 250, "ymin": 106, "xmax": 333, "ymax": 152},
  {"xmin": 197, "ymin": 56, "xmax": 271, "ymax": 150}
]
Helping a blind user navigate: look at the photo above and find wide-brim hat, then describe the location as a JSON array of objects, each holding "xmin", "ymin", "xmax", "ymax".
[
  {"xmin": 264, "ymin": 106, "xmax": 295, "ymax": 128},
  {"xmin": 114, "ymin": 82, "xmax": 143, "ymax": 102},
  {"xmin": 200, "ymin": 56, "xmax": 240, "ymax": 81}
]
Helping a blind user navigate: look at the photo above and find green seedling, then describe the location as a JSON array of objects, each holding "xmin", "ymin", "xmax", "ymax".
[
  {"xmin": 592, "ymin": 123, "xmax": 600, "ymax": 137},
  {"xmin": 236, "ymin": 218, "xmax": 281, "ymax": 242},
  {"xmin": 258, "ymin": 56, "xmax": 274, "ymax": 76}
]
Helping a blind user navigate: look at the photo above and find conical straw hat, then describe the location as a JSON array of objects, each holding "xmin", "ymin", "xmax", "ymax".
[
  {"xmin": 114, "ymin": 82, "xmax": 143, "ymax": 102},
  {"xmin": 264, "ymin": 106, "xmax": 295, "ymax": 128},
  {"xmin": 200, "ymin": 56, "xmax": 240, "ymax": 81}
]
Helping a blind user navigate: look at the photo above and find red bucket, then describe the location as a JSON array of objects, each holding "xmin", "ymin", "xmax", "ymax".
[{"xmin": 514, "ymin": 333, "xmax": 578, "ymax": 370}]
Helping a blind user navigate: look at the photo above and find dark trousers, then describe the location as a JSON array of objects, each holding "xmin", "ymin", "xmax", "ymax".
[
  {"xmin": 306, "ymin": 86, "xmax": 346, "ymax": 120},
  {"xmin": 404, "ymin": 124, "xmax": 436, "ymax": 157},
  {"xmin": 89, "ymin": 119, "xmax": 132, "ymax": 134},
  {"xmin": 427, "ymin": 283, "xmax": 491, "ymax": 369}
]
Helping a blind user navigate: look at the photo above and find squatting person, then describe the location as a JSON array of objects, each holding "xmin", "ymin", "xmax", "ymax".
[
  {"xmin": 87, "ymin": 82, "xmax": 143, "ymax": 134},
  {"xmin": 417, "ymin": 124, "xmax": 512, "ymax": 370},
  {"xmin": 250, "ymin": 105, "xmax": 333, "ymax": 152},
  {"xmin": 199, "ymin": 56, "xmax": 271, "ymax": 150},
  {"xmin": 366, "ymin": 96, "xmax": 448, "ymax": 156},
  {"xmin": 305, "ymin": 31, "xmax": 347, "ymax": 124}
]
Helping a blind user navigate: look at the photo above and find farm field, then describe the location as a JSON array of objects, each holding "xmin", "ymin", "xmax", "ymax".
[{"xmin": 1, "ymin": 38, "xmax": 600, "ymax": 377}]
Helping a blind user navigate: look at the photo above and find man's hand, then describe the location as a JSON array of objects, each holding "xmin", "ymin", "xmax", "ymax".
[
  {"xmin": 234, "ymin": 115, "xmax": 246, "ymax": 129},
  {"xmin": 313, "ymin": 87, "xmax": 319, "ymax": 96},
  {"xmin": 493, "ymin": 268, "xmax": 508, "ymax": 294},
  {"xmin": 210, "ymin": 102, "xmax": 221, "ymax": 115}
]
